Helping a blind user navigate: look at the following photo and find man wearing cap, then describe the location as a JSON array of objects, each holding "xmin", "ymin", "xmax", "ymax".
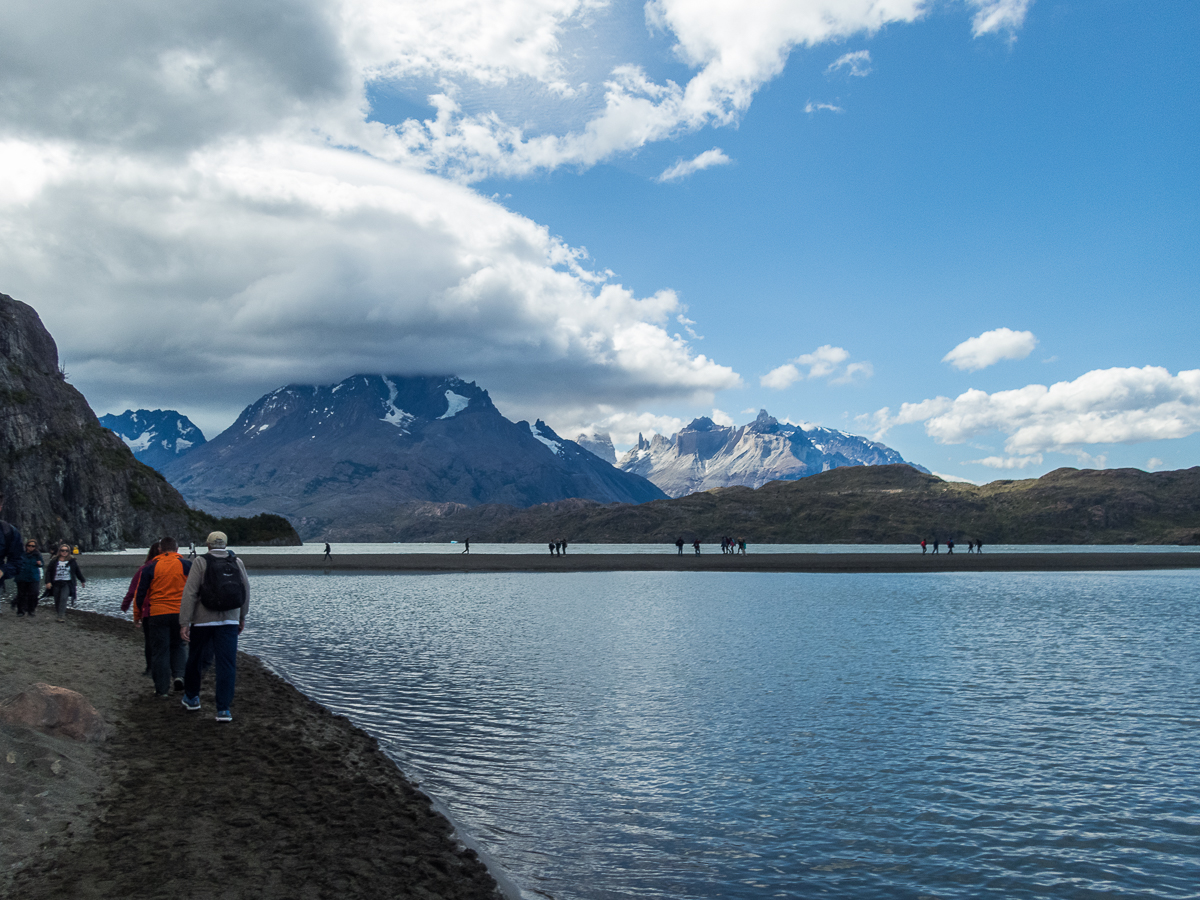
[{"xmin": 178, "ymin": 531, "xmax": 250, "ymax": 722}]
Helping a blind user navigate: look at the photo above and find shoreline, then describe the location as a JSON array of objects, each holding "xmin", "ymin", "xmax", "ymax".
[
  {"xmin": 1, "ymin": 608, "xmax": 503, "ymax": 899},
  {"xmin": 76, "ymin": 550, "xmax": 1200, "ymax": 575}
]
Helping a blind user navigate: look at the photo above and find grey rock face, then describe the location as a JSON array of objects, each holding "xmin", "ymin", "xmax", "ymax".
[
  {"xmin": 617, "ymin": 409, "xmax": 927, "ymax": 498},
  {"xmin": 162, "ymin": 375, "xmax": 666, "ymax": 539},
  {"xmin": 574, "ymin": 431, "xmax": 617, "ymax": 464},
  {"xmin": 98, "ymin": 409, "xmax": 206, "ymax": 471},
  {"xmin": 0, "ymin": 292, "xmax": 211, "ymax": 549}
]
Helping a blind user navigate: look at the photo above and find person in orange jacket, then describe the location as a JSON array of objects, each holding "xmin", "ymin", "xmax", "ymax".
[{"xmin": 133, "ymin": 537, "xmax": 192, "ymax": 697}]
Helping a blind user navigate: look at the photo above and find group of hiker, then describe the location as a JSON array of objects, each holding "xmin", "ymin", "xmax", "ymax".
[
  {"xmin": 674, "ymin": 537, "xmax": 747, "ymax": 555},
  {"xmin": 121, "ymin": 532, "xmax": 251, "ymax": 722},
  {"xmin": 549, "ymin": 539, "xmax": 568, "ymax": 555},
  {"xmin": 920, "ymin": 538, "xmax": 984, "ymax": 554},
  {"xmin": 0, "ymin": 493, "xmax": 87, "ymax": 622}
]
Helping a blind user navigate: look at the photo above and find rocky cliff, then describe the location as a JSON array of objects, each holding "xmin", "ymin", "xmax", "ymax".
[
  {"xmin": 0, "ymin": 293, "xmax": 214, "ymax": 549},
  {"xmin": 161, "ymin": 374, "xmax": 666, "ymax": 540},
  {"xmin": 617, "ymin": 409, "xmax": 926, "ymax": 497}
]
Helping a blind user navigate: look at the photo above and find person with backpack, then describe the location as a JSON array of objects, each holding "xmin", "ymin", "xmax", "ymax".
[{"xmin": 178, "ymin": 531, "xmax": 249, "ymax": 723}]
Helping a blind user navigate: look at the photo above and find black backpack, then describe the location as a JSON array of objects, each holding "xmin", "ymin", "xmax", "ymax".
[{"xmin": 199, "ymin": 551, "xmax": 246, "ymax": 612}]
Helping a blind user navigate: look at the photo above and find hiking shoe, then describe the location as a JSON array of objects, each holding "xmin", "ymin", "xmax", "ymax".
[
  {"xmin": 215, "ymin": 709, "xmax": 233, "ymax": 723},
  {"xmin": 181, "ymin": 695, "xmax": 201, "ymax": 711},
  {"xmin": 173, "ymin": 677, "xmax": 185, "ymax": 692},
  {"xmin": 155, "ymin": 692, "xmax": 170, "ymax": 699}
]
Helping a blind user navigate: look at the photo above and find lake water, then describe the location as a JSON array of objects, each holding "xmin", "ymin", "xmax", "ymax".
[{"xmin": 76, "ymin": 570, "xmax": 1200, "ymax": 899}]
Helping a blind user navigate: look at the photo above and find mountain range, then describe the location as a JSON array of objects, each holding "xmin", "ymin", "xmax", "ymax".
[
  {"xmin": 616, "ymin": 409, "xmax": 927, "ymax": 497},
  {"xmin": 98, "ymin": 408, "xmax": 207, "ymax": 471},
  {"xmin": 160, "ymin": 374, "xmax": 667, "ymax": 538}
]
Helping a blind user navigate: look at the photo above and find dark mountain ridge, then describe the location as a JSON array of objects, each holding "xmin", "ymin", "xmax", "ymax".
[
  {"xmin": 162, "ymin": 374, "xmax": 666, "ymax": 539},
  {"xmin": 348, "ymin": 463, "xmax": 1200, "ymax": 545}
]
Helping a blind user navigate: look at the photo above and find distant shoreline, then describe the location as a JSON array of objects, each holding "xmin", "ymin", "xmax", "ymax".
[{"xmin": 78, "ymin": 551, "xmax": 1200, "ymax": 575}]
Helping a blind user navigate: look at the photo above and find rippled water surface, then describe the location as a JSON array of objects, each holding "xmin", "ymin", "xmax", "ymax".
[{"xmin": 82, "ymin": 571, "xmax": 1200, "ymax": 899}]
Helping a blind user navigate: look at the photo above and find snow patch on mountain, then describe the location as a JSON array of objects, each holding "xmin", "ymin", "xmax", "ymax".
[
  {"xmin": 529, "ymin": 421, "xmax": 563, "ymax": 456},
  {"xmin": 439, "ymin": 390, "xmax": 470, "ymax": 419},
  {"xmin": 380, "ymin": 376, "xmax": 415, "ymax": 430}
]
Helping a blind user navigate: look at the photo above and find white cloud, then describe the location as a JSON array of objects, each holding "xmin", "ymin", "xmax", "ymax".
[
  {"xmin": 657, "ymin": 147, "xmax": 732, "ymax": 182},
  {"xmin": 872, "ymin": 366, "xmax": 1200, "ymax": 456},
  {"xmin": 563, "ymin": 409, "xmax": 688, "ymax": 450},
  {"xmin": 827, "ymin": 50, "xmax": 871, "ymax": 76},
  {"xmin": 943, "ymin": 327, "xmax": 1038, "ymax": 371},
  {"xmin": 761, "ymin": 345, "xmax": 871, "ymax": 388},
  {"xmin": 1146, "ymin": 457, "xmax": 1164, "ymax": 471},
  {"xmin": 710, "ymin": 408, "xmax": 735, "ymax": 427},
  {"xmin": 804, "ymin": 101, "xmax": 845, "ymax": 114},
  {"xmin": 968, "ymin": 454, "xmax": 1043, "ymax": 469},
  {"xmin": 932, "ymin": 471, "xmax": 979, "ymax": 484},
  {"xmin": 967, "ymin": 0, "xmax": 1034, "ymax": 37},
  {"xmin": 376, "ymin": 0, "xmax": 1029, "ymax": 178}
]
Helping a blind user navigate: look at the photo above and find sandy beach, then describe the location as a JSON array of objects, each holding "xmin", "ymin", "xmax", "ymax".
[{"xmin": 0, "ymin": 605, "xmax": 501, "ymax": 900}]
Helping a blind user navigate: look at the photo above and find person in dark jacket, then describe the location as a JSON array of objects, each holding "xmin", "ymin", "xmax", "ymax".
[
  {"xmin": 15, "ymin": 539, "xmax": 43, "ymax": 617},
  {"xmin": 123, "ymin": 542, "xmax": 161, "ymax": 675},
  {"xmin": 45, "ymin": 543, "xmax": 86, "ymax": 621},
  {"xmin": 0, "ymin": 493, "xmax": 24, "ymax": 608}
]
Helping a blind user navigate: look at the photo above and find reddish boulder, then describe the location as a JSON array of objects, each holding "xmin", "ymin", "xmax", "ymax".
[{"xmin": 0, "ymin": 683, "xmax": 109, "ymax": 742}]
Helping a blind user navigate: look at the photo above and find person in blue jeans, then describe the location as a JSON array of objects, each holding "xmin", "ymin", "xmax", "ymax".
[{"xmin": 178, "ymin": 531, "xmax": 250, "ymax": 722}]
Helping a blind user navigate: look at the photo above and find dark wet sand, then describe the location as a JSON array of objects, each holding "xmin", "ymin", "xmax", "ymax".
[
  {"xmin": 80, "ymin": 550, "xmax": 1200, "ymax": 576},
  {"xmin": 1, "ymin": 608, "xmax": 501, "ymax": 900}
]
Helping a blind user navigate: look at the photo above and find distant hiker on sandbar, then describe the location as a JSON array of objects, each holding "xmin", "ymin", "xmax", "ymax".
[
  {"xmin": 947, "ymin": 539, "xmax": 955, "ymax": 554},
  {"xmin": 324, "ymin": 542, "xmax": 332, "ymax": 561},
  {"xmin": 549, "ymin": 541, "xmax": 557, "ymax": 556},
  {"xmin": 932, "ymin": 540, "xmax": 939, "ymax": 554},
  {"xmin": 676, "ymin": 537, "xmax": 684, "ymax": 555},
  {"xmin": 462, "ymin": 540, "xmax": 470, "ymax": 554},
  {"xmin": 693, "ymin": 540, "xmax": 701, "ymax": 556},
  {"xmin": 976, "ymin": 540, "xmax": 984, "ymax": 553},
  {"xmin": 921, "ymin": 539, "xmax": 927, "ymax": 554},
  {"xmin": 967, "ymin": 541, "xmax": 974, "ymax": 553}
]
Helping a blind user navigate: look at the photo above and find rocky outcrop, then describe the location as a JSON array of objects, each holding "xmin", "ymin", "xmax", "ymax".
[
  {"xmin": 98, "ymin": 408, "xmax": 207, "ymax": 472},
  {"xmin": 0, "ymin": 683, "xmax": 108, "ymax": 742},
  {"xmin": 162, "ymin": 374, "xmax": 666, "ymax": 540},
  {"xmin": 0, "ymin": 293, "xmax": 221, "ymax": 549},
  {"xmin": 617, "ymin": 409, "xmax": 927, "ymax": 497}
]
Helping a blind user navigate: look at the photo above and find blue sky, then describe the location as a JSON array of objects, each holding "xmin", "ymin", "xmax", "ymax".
[{"xmin": 1, "ymin": 0, "xmax": 1196, "ymax": 480}]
